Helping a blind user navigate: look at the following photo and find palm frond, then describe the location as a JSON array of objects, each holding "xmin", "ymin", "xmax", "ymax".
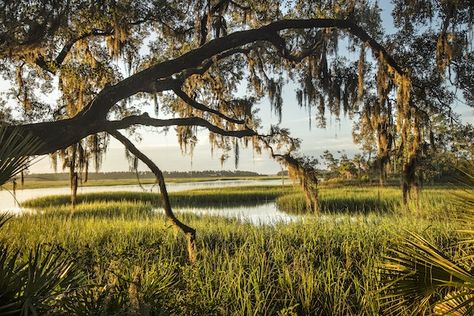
[
  {"xmin": 0, "ymin": 245, "xmax": 26, "ymax": 314},
  {"xmin": 0, "ymin": 244, "xmax": 82, "ymax": 315},
  {"xmin": 381, "ymin": 156, "xmax": 474, "ymax": 314},
  {"xmin": 433, "ymin": 291, "xmax": 474, "ymax": 316},
  {"xmin": 0, "ymin": 124, "xmax": 42, "ymax": 186},
  {"xmin": 380, "ymin": 231, "xmax": 474, "ymax": 315}
]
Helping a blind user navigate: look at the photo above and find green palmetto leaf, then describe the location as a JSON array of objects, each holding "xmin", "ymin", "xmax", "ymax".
[
  {"xmin": 0, "ymin": 244, "xmax": 83, "ymax": 315},
  {"xmin": 20, "ymin": 245, "xmax": 82, "ymax": 314},
  {"xmin": 381, "ymin": 231, "xmax": 474, "ymax": 315},
  {"xmin": 381, "ymin": 157, "xmax": 474, "ymax": 315},
  {"xmin": 1, "ymin": 195, "xmax": 82, "ymax": 314},
  {"xmin": 0, "ymin": 124, "xmax": 42, "ymax": 187},
  {"xmin": 0, "ymin": 245, "xmax": 26, "ymax": 315},
  {"xmin": 0, "ymin": 126, "xmax": 82, "ymax": 313}
]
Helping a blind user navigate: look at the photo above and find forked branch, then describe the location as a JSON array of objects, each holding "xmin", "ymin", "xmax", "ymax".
[{"xmin": 173, "ymin": 89, "xmax": 245, "ymax": 124}]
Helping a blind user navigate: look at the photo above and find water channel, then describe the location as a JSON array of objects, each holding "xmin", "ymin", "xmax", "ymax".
[{"xmin": 0, "ymin": 179, "xmax": 298, "ymax": 224}]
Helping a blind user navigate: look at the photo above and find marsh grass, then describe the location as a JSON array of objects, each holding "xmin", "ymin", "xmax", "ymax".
[
  {"xmin": 22, "ymin": 185, "xmax": 296, "ymax": 209},
  {"xmin": 276, "ymin": 186, "xmax": 462, "ymax": 217},
  {"xmin": 0, "ymin": 185, "xmax": 465, "ymax": 314},
  {"xmin": 39, "ymin": 201, "xmax": 156, "ymax": 219},
  {"xmin": 24, "ymin": 185, "xmax": 459, "ymax": 217},
  {"xmin": 0, "ymin": 208, "xmax": 461, "ymax": 315},
  {"xmin": 276, "ymin": 187, "xmax": 402, "ymax": 214}
]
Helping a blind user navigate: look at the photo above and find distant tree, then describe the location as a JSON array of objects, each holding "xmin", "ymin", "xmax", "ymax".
[
  {"xmin": 319, "ymin": 150, "xmax": 361, "ymax": 180},
  {"xmin": 276, "ymin": 170, "xmax": 289, "ymax": 177},
  {"xmin": 320, "ymin": 150, "xmax": 339, "ymax": 178},
  {"xmin": 352, "ymin": 153, "xmax": 366, "ymax": 179},
  {"xmin": 418, "ymin": 118, "xmax": 474, "ymax": 183},
  {"xmin": 337, "ymin": 152, "xmax": 358, "ymax": 179}
]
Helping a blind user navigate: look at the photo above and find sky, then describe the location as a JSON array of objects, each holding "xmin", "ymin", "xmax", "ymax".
[
  {"xmin": 25, "ymin": 83, "xmax": 359, "ymax": 174},
  {"xmin": 1, "ymin": 2, "xmax": 473, "ymax": 175}
]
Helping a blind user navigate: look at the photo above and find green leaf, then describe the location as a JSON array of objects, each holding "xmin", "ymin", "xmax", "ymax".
[{"xmin": 0, "ymin": 125, "xmax": 42, "ymax": 187}]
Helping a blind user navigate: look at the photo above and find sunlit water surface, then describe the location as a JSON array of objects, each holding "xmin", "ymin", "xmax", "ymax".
[
  {"xmin": 0, "ymin": 179, "xmax": 299, "ymax": 224},
  {"xmin": 164, "ymin": 202, "xmax": 297, "ymax": 225}
]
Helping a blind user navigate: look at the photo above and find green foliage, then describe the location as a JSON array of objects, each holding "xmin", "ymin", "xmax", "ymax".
[
  {"xmin": 0, "ymin": 128, "xmax": 83, "ymax": 314},
  {"xmin": 0, "ymin": 125, "xmax": 42, "ymax": 186},
  {"xmin": 0, "ymin": 215, "xmax": 82, "ymax": 315},
  {"xmin": 0, "ymin": 185, "xmax": 463, "ymax": 314},
  {"xmin": 381, "ymin": 232, "xmax": 474, "ymax": 315},
  {"xmin": 0, "ymin": 198, "xmax": 461, "ymax": 315},
  {"xmin": 381, "ymin": 160, "xmax": 474, "ymax": 314}
]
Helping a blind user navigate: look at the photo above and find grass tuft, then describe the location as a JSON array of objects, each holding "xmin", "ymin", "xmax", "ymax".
[{"xmin": 0, "ymin": 185, "xmax": 465, "ymax": 314}]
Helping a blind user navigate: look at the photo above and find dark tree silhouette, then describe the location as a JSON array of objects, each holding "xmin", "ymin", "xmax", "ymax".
[{"xmin": 1, "ymin": 0, "xmax": 473, "ymax": 258}]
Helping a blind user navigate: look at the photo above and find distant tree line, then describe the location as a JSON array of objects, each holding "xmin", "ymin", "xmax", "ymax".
[
  {"xmin": 275, "ymin": 120, "xmax": 474, "ymax": 185},
  {"xmin": 26, "ymin": 170, "xmax": 262, "ymax": 181}
]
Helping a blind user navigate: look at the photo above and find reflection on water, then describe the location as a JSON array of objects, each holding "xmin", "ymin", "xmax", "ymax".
[
  {"xmin": 1, "ymin": 207, "xmax": 36, "ymax": 216},
  {"xmin": 164, "ymin": 202, "xmax": 298, "ymax": 225},
  {"xmin": 0, "ymin": 179, "xmax": 285, "ymax": 211},
  {"xmin": 0, "ymin": 179, "xmax": 295, "ymax": 224}
]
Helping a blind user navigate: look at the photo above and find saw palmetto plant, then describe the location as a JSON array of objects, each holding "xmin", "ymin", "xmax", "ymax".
[
  {"xmin": 381, "ymin": 159, "xmax": 474, "ymax": 315},
  {"xmin": 0, "ymin": 125, "xmax": 82, "ymax": 315},
  {"xmin": 0, "ymin": 226, "xmax": 82, "ymax": 315},
  {"xmin": 0, "ymin": 124, "xmax": 43, "ymax": 187}
]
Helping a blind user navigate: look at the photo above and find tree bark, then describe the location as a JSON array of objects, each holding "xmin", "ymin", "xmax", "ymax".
[
  {"xmin": 6, "ymin": 18, "xmax": 405, "ymax": 157},
  {"xmin": 109, "ymin": 130, "xmax": 197, "ymax": 263},
  {"xmin": 7, "ymin": 114, "xmax": 257, "ymax": 155}
]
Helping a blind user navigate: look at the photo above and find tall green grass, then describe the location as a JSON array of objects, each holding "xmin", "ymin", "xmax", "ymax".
[
  {"xmin": 22, "ymin": 185, "xmax": 296, "ymax": 209},
  {"xmin": 1, "ymin": 185, "xmax": 465, "ymax": 314},
  {"xmin": 24, "ymin": 185, "xmax": 460, "ymax": 217},
  {"xmin": 276, "ymin": 186, "xmax": 462, "ymax": 217}
]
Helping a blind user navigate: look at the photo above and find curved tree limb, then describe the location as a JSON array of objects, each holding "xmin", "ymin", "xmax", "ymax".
[
  {"xmin": 13, "ymin": 113, "xmax": 257, "ymax": 155},
  {"xmin": 13, "ymin": 18, "xmax": 405, "ymax": 156},
  {"xmin": 80, "ymin": 18, "xmax": 405, "ymax": 120},
  {"xmin": 34, "ymin": 28, "xmax": 113, "ymax": 74},
  {"xmin": 107, "ymin": 114, "xmax": 256, "ymax": 137},
  {"xmin": 145, "ymin": 46, "xmax": 254, "ymax": 94},
  {"xmin": 173, "ymin": 89, "xmax": 245, "ymax": 124},
  {"xmin": 109, "ymin": 129, "xmax": 197, "ymax": 263}
]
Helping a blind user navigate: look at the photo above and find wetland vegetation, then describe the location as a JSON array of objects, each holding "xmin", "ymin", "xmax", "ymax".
[
  {"xmin": 1, "ymin": 184, "xmax": 471, "ymax": 315},
  {"xmin": 1, "ymin": 0, "xmax": 474, "ymax": 314}
]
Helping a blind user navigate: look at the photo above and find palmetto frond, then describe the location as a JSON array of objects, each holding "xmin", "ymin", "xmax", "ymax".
[
  {"xmin": 0, "ymin": 124, "xmax": 42, "ymax": 186},
  {"xmin": 381, "ymin": 158, "xmax": 474, "ymax": 314},
  {"xmin": 0, "ymin": 244, "xmax": 82, "ymax": 315},
  {"xmin": 0, "ymin": 126, "xmax": 82, "ymax": 314},
  {"xmin": 381, "ymin": 231, "xmax": 474, "ymax": 315},
  {"xmin": 433, "ymin": 291, "xmax": 474, "ymax": 315}
]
